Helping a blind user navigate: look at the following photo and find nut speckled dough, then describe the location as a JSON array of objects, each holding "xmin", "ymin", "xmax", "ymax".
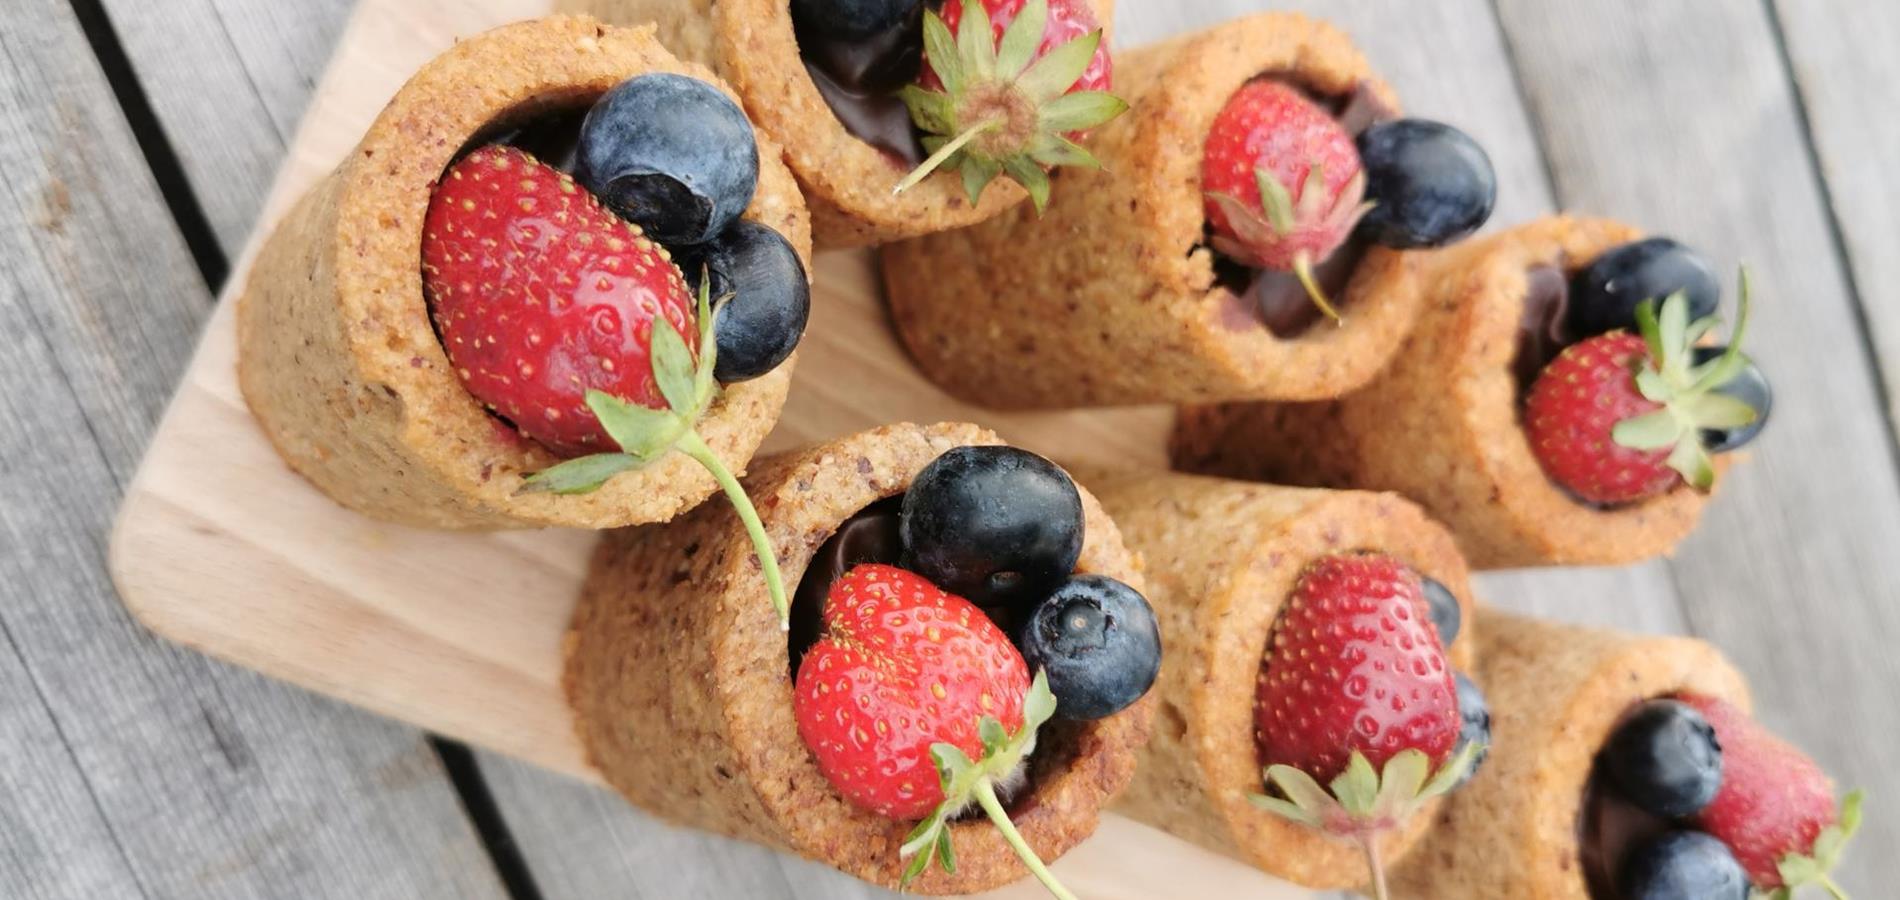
[
  {"xmin": 1078, "ymin": 471, "xmax": 1477, "ymax": 889},
  {"xmin": 1174, "ymin": 216, "xmax": 1727, "ymax": 567},
  {"xmin": 1390, "ymin": 610, "xmax": 1750, "ymax": 900},
  {"xmin": 559, "ymin": 0, "xmax": 1117, "ymax": 248},
  {"xmin": 565, "ymin": 422, "xmax": 1151, "ymax": 894},
  {"xmin": 879, "ymin": 13, "xmax": 1428, "ymax": 409},
  {"xmin": 237, "ymin": 17, "xmax": 811, "ymax": 530}
]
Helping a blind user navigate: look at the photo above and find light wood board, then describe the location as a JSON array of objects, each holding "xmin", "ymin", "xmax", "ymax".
[{"xmin": 103, "ymin": 0, "xmax": 1305, "ymax": 896}]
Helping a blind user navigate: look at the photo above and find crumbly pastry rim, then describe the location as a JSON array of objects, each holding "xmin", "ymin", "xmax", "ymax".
[
  {"xmin": 235, "ymin": 16, "xmax": 811, "ymax": 529},
  {"xmin": 1084, "ymin": 471, "xmax": 1477, "ymax": 889},
  {"xmin": 566, "ymin": 422, "xmax": 1151, "ymax": 894},
  {"xmin": 1390, "ymin": 609, "xmax": 1750, "ymax": 900}
]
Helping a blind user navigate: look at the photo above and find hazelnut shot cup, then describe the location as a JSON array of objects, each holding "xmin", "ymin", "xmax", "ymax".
[
  {"xmin": 1175, "ymin": 216, "xmax": 1766, "ymax": 568},
  {"xmin": 882, "ymin": 13, "xmax": 1498, "ymax": 409},
  {"xmin": 560, "ymin": 0, "xmax": 1126, "ymax": 248},
  {"xmin": 1078, "ymin": 470, "xmax": 1482, "ymax": 893},
  {"xmin": 564, "ymin": 422, "xmax": 1152, "ymax": 895},
  {"xmin": 237, "ymin": 17, "xmax": 812, "ymax": 533}
]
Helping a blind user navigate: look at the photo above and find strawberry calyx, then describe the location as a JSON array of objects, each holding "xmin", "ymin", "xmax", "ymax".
[
  {"xmin": 519, "ymin": 278, "xmax": 791, "ymax": 627},
  {"xmin": 1762, "ymin": 789, "xmax": 1863, "ymax": 900},
  {"xmin": 1608, "ymin": 267, "xmax": 1760, "ymax": 491},
  {"xmin": 1206, "ymin": 161, "xmax": 1373, "ymax": 323},
  {"xmin": 1250, "ymin": 744, "xmax": 1482, "ymax": 900},
  {"xmin": 900, "ymin": 670, "xmax": 1074, "ymax": 900},
  {"xmin": 894, "ymin": 0, "xmax": 1127, "ymax": 213}
]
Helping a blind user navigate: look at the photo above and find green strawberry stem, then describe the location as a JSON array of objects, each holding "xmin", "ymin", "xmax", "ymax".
[
  {"xmin": 893, "ymin": 121, "xmax": 1000, "ymax": 196},
  {"xmin": 676, "ymin": 427, "xmax": 790, "ymax": 628},
  {"xmin": 973, "ymin": 778, "xmax": 1077, "ymax": 900},
  {"xmin": 1358, "ymin": 836, "xmax": 1390, "ymax": 900},
  {"xmin": 1292, "ymin": 252, "xmax": 1344, "ymax": 324}
]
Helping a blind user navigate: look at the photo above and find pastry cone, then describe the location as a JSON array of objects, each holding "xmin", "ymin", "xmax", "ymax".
[
  {"xmin": 1078, "ymin": 470, "xmax": 1477, "ymax": 889},
  {"xmin": 1390, "ymin": 609, "xmax": 1750, "ymax": 899},
  {"xmin": 1174, "ymin": 216, "xmax": 1725, "ymax": 567},
  {"xmin": 237, "ymin": 17, "xmax": 811, "ymax": 530},
  {"xmin": 564, "ymin": 422, "xmax": 1151, "ymax": 894},
  {"xmin": 880, "ymin": 13, "xmax": 1428, "ymax": 409},
  {"xmin": 557, "ymin": 0, "xmax": 1117, "ymax": 248}
]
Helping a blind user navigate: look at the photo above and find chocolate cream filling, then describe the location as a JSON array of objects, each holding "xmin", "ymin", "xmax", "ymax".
[
  {"xmin": 1512, "ymin": 263, "xmax": 1572, "ymax": 393},
  {"xmin": 794, "ymin": 7, "xmax": 930, "ymax": 168},
  {"xmin": 1211, "ymin": 79, "xmax": 1396, "ymax": 339}
]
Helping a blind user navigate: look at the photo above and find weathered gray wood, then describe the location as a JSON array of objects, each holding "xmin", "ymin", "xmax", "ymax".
[
  {"xmin": 97, "ymin": 0, "xmax": 354, "ymax": 254},
  {"xmin": 1493, "ymin": 1, "xmax": 1900, "ymax": 890},
  {"xmin": 1772, "ymin": 0, "xmax": 1900, "ymax": 435},
  {"xmin": 0, "ymin": 4, "xmax": 510, "ymax": 899}
]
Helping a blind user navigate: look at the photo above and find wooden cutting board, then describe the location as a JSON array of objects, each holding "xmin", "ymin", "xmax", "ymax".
[{"xmin": 106, "ymin": 0, "xmax": 1311, "ymax": 897}]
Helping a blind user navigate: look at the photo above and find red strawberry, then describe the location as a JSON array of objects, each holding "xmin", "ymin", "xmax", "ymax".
[
  {"xmin": 1202, "ymin": 80, "xmax": 1371, "ymax": 320},
  {"xmin": 1255, "ymin": 553, "xmax": 1459, "ymax": 783},
  {"xmin": 423, "ymin": 145, "xmax": 696, "ymax": 458},
  {"xmin": 926, "ymin": 0, "xmax": 1112, "ymax": 95},
  {"xmin": 1525, "ymin": 332, "xmax": 1677, "ymax": 504},
  {"xmin": 1681, "ymin": 694, "xmax": 1862, "ymax": 893},
  {"xmin": 1526, "ymin": 281, "xmax": 1760, "ymax": 505},
  {"xmin": 795, "ymin": 563, "xmax": 1029, "ymax": 820},
  {"xmin": 793, "ymin": 564, "xmax": 1075, "ymax": 896},
  {"xmin": 896, "ymin": 0, "xmax": 1127, "ymax": 211}
]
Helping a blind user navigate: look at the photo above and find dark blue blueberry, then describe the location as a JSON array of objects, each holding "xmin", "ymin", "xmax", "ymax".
[
  {"xmin": 1019, "ymin": 575, "xmax": 1161, "ymax": 720},
  {"xmin": 1692, "ymin": 346, "xmax": 1772, "ymax": 454},
  {"xmin": 1566, "ymin": 238, "xmax": 1721, "ymax": 339},
  {"xmin": 1421, "ymin": 575, "xmax": 1462, "ymax": 647},
  {"xmin": 1619, "ymin": 831, "xmax": 1750, "ymax": 900},
  {"xmin": 1453, "ymin": 671, "xmax": 1491, "ymax": 787},
  {"xmin": 576, "ymin": 74, "xmax": 759, "ymax": 246},
  {"xmin": 792, "ymin": 0, "xmax": 921, "ymax": 40},
  {"xmin": 1604, "ymin": 699, "xmax": 1724, "ymax": 819},
  {"xmin": 678, "ymin": 222, "xmax": 811, "ymax": 382},
  {"xmin": 900, "ymin": 446, "xmax": 1084, "ymax": 612},
  {"xmin": 1355, "ymin": 119, "xmax": 1497, "ymax": 249}
]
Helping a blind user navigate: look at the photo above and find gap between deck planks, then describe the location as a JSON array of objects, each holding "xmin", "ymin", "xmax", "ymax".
[
  {"xmin": 87, "ymin": 0, "xmax": 1900, "ymax": 899},
  {"xmin": 0, "ymin": 2, "xmax": 515, "ymax": 899}
]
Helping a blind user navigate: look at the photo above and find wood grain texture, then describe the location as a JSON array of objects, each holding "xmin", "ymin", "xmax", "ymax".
[
  {"xmin": 0, "ymin": 3, "xmax": 510, "ymax": 899},
  {"xmin": 1772, "ymin": 0, "xmax": 1900, "ymax": 434},
  {"xmin": 1493, "ymin": 1, "xmax": 1900, "ymax": 891}
]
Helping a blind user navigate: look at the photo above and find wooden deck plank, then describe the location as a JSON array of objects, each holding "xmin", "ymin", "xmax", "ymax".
[
  {"xmin": 1492, "ymin": 1, "xmax": 1900, "ymax": 890},
  {"xmin": 0, "ymin": 4, "xmax": 511, "ymax": 899},
  {"xmin": 1772, "ymin": 0, "xmax": 1900, "ymax": 435},
  {"xmin": 96, "ymin": 0, "xmax": 353, "ymax": 254}
]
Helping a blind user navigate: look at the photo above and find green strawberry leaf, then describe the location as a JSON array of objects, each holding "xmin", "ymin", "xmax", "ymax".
[
  {"xmin": 1004, "ymin": 156, "xmax": 1052, "ymax": 213},
  {"xmin": 1027, "ymin": 133, "xmax": 1101, "ymax": 169},
  {"xmin": 1253, "ymin": 165, "xmax": 1297, "ymax": 235},
  {"xmin": 1036, "ymin": 91, "xmax": 1129, "ymax": 134},
  {"xmin": 1022, "ymin": 669, "xmax": 1058, "ymax": 732},
  {"xmin": 585, "ymin": 390, "xmax": 684, "ymax": 461},
  {"xmin": 517, "ymin": 452, "xmax": 640, "ymax": 495},
  {"xmin": 995, "ymin": 0, "xmax": 1047, "ymax": 78},
  {"xmin": 961, "ymin": 155, "xmax": 1003, "ymax": 206},
  {"xmin": 1370, "ymin": 750, "xmax": 1429, "ymax": 821},
  {"xmin": 650, "ymin": 315, "xmax": 697, "ymax": 418},
  {"xmin": 901, "ymin": 86, "xmax": 957, "ymax": 135},
  {"xmin": 1332, "ymin": 753, "xmax": 1381, "ymax": 819},
  {"xmin": 1248, "ymin": 792, "xmax": 1322, "ymax": 828},
  {"xmin": 1419, "ymin": 741, "xmax": 1483, "ymax": 801},
  {"xmin": 1666, "ymin": 434, "xmax": 1717, "ymax": 490},
  {"xmin": 954, "ymin": 0, "xmax": 995, "ymax": 80},
  {"xmin": 1253, "ymin": 747, "xmax": 1482, "ymax": 843},
  {"xmin": 1017, "ymin": 29, "xmax": 1100, "ymax": 102},
  {"xmin": 1613, "ymin": 409, "xmax": 1684, "ymax": 450},
  {"xmin": 921, "ymin": 12, "xmax": 963, "ymax": 94},
  {"xmin": 1685, "ymin": 393, "xmax": 1759, "ymax": 430}
]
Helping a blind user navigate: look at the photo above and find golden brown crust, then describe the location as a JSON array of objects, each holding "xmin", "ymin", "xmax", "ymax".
[
  {"xmin": 236, "ymin": 17, "xmax": 811, "ymax": 530},
  {"xmin": 1078, "ymin": 471, "xmax": 1477, "ymax": 889},
  {"xmin": 561, "ymin": 0, "xmax": 1120, "ymax": 248},
  {"xmin": 1389, "ymin": 609, "xmax": 1750, "ymax": 900},
  {"xmin": 565, "ymin": 422, "xmax": 1151, "ymax": 894},
  {"xmin": 1174, "ymin": 216, "xmax": 1724, "ymax": 567},
  {"xmin": 878, "ymin": 12, "xmax": 1427, "ymax": 408}
]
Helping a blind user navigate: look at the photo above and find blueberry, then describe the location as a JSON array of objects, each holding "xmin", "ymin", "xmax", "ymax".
[
  {"xmin": 1355, "ymin": 119, "xmax": 1497, "ymax": 249},
  {"xmin": 1019, "ymin": 575, "xmax": 1161, "ymax": 720},
  {"xmin": 577, "ymin": 74, "xmax": 759, "ymax": 246},
  {"xmin": 1619, "ymin": 831, "xmax": 1750, "ymax": 900},
  {"xmin": 1692, "ymin": 346, "xmax": 1772, "ymax": 454},
  {"xmin": 1453, "ymin": 672, "xmax": 1491, "ymax": 787},
  {"xmin": 677, "ymin": 222, "xmax": 811, "ymax": 382},
  {"xmin": 1604, "ymin": 700, "xmax": 1724, "ymax": 819},
  {"xmin": 792, "ymin": 0, "xmax": 921, "ymax": 40},
  {"xmin": 900, "ymin": 446, "xmax": 1084, "ymax": 611},
  {"xmin": 1421, "ymin": 575, "xmax": 1462, "ymax": 647},
  {"xmin": 1566, "ymin": 238, "xmax": 1721, "ymax": 339}
]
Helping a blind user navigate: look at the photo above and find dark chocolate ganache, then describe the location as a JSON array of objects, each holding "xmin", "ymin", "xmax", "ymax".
[
  {"xmin": 1210, "ymin": 79, "xmax": 1398, "ymax": 339},
  {"xmin": 1580, "ymin": 762, "xmax": 1675, "ymax": 899},
  {"xmin": 788, "ymin": 497, "xmax": 905, "ymax": 678},
  {"xmin": 794, "ymin": 6, "xmax": 930, "ymax": 167},
  {"xmin": 1513, "ymin": 263, "xmax": 1572, "ymax": 392}
]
